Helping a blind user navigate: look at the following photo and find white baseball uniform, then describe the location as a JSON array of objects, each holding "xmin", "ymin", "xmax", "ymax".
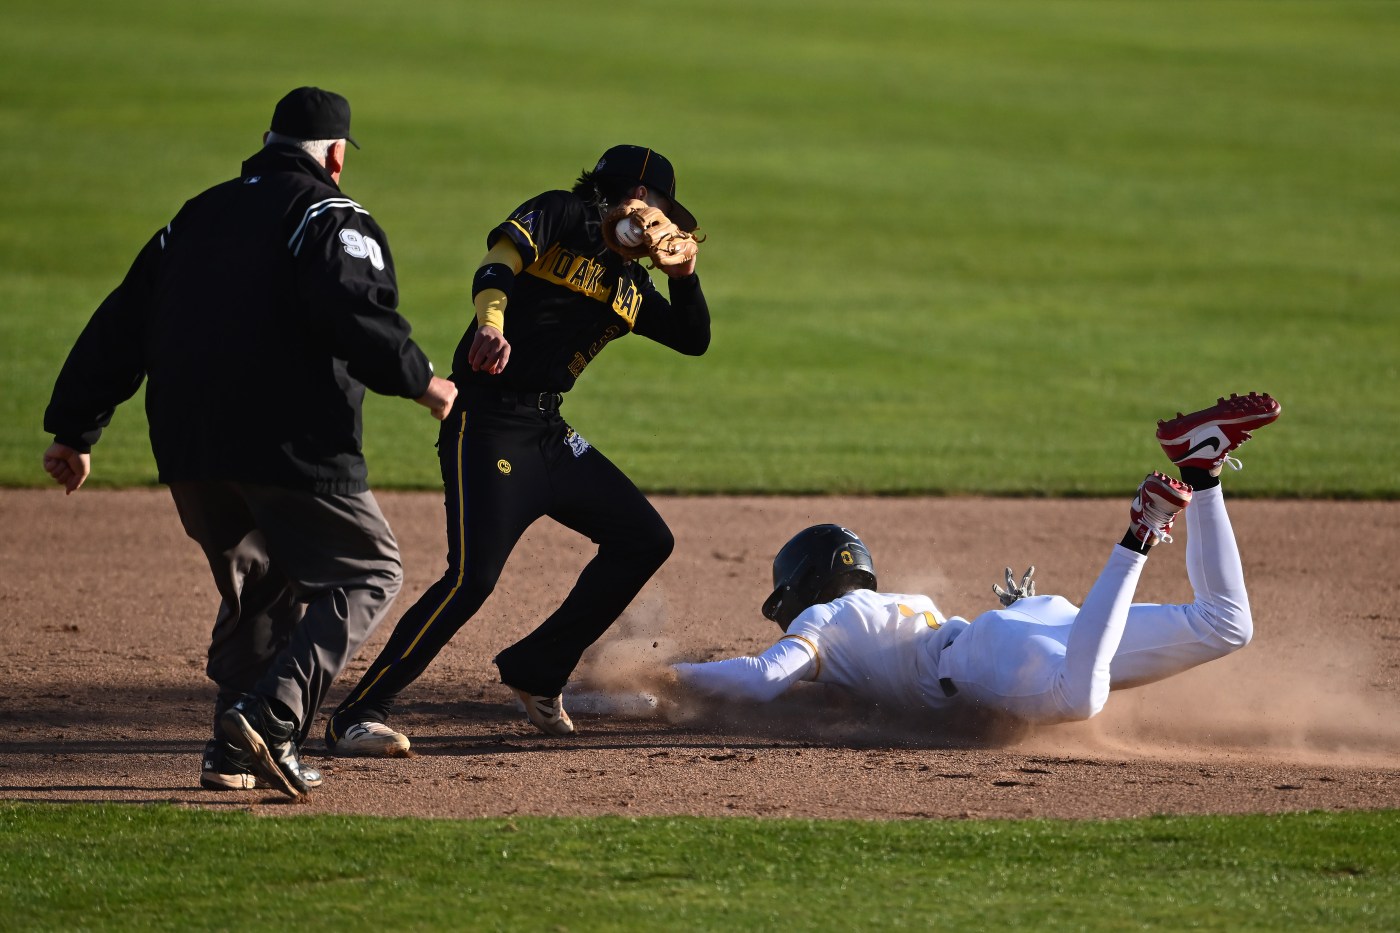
[{"xmin": 675, "ymin": 484, "xmax": 1252, "ymax": 725}]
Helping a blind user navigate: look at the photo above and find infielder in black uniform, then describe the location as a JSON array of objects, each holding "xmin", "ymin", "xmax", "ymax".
[
  {"xmin": 327, "ymin": 145, "xmax": 710, "ymax": 753},
  {"xmin": 42, "ymin": 88, "xmax": 457, "ymax": 798}
]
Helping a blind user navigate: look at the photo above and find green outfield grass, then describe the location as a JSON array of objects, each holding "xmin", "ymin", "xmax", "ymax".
[
  {"xmin": 2, "ymin": 0, "xmax": 1397, "ymax": 496},
  {"xmin": 3, "ymin": 804, "xmax": 1398, "ymax": 931},
  {"xmin": 4, "ymin": 5, "xmax": 1399, "ymax": 924}
]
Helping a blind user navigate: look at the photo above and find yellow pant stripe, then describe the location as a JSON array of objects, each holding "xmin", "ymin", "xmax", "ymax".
[
  {"xmin": 403, "ymin": 410, "xmax": 469, "ymax": 658},
  {"xmin": 347, "ymin": 411, "xmax": 468, "ymax": 707}
]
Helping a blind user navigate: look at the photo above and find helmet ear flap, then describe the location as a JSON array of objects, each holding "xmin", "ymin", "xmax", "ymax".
[
  {"xmin": 766, "ymin": 564, "xmax": 827, "ymax": 630},
  {"xmin": 761, "ymin": 585, "xmax": 788, "ymax": 624}
]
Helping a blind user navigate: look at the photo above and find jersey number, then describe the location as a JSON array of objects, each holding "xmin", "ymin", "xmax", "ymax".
[{"xmin": 339, "ymin": 229, "xmax": 385, "ymax": 271}]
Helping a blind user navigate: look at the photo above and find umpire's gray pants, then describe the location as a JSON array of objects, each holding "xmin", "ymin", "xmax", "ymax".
[{"xmin": 169, "ymin": 481, "xmax": 403, "ymax": 744}]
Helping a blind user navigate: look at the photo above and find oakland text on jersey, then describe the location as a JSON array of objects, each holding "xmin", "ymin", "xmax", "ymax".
[{"xmin": 528, "ymin": 243, "xmax": 644, "ymax": 328}]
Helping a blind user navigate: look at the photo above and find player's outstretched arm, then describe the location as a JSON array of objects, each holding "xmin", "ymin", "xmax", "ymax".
[{"xmin": 672, "ymin": 637, "xmax": 816, "ymax": 704}]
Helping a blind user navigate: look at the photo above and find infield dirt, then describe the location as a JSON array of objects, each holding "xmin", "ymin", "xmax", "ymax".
[{"xmin": 2, "ymin": 489, "xmax": 1397, "ymax": 819}]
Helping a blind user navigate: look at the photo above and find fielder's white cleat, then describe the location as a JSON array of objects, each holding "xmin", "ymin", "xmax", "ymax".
[
  {"xmin": 328, "ymin": 720, "xmax": 411, "ymax": 757},
  {"xmin": 512, "ymin": 689, "xmax": 576, "ymax": 736}
]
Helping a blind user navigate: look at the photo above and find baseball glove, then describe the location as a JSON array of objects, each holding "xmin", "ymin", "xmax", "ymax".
[{"xmin": 601, "ymin": 199, "xmax": 700, "ymax": 271}]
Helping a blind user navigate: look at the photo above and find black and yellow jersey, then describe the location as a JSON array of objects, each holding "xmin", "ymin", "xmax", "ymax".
[{"xmin": 450, "ymin": 189, "xmax": 709, "ymax": 392}]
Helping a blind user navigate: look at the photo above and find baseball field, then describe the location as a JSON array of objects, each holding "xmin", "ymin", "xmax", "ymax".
[{"xmin": 3, "ymin": 0, "xmax": 1399, "ymax": 929}]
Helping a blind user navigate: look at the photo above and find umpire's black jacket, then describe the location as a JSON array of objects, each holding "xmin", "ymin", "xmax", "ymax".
[{"xmin": 44, "ymin": 144, "xmax": 434, "ymax": 495}]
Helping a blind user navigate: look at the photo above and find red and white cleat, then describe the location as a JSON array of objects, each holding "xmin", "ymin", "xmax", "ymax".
[
  {"xmin": 1156, "ymin": 392, "xmax": 1280, "ymax": 475},
  {"xmin": 1129, "ymin": 471, "xmax": 1194, "ymax": 546}
]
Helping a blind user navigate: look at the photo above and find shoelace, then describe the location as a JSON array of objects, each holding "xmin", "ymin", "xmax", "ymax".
[
  {"xmin": 1139, "ymin": 495, "xmax": 1181, "ymax": 544},
  {"xmin": 1218, "ymin": 430, "xmax": 1255, "ymax": 472},
  {"xmin": 348, "ymin": 722, "xmax": 398, "ymax": 737}
]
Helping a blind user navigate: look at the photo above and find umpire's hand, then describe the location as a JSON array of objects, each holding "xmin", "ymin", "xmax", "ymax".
[
  {"xmin": 416, "ymin": 376, "xmax": 458, "ymax": 421},
  {"xmin": 43, "ymin": 442, "xmax": 91, "ymax": 494}
]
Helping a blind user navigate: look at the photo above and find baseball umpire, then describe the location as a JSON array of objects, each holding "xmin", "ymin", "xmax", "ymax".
[
  {"xmin": 325, "ymin": 145, "xmax": 710, "ymax": 754},
  {"xmin": 42, "ymin": 87, "xmax": 457, "ymax": 798}
]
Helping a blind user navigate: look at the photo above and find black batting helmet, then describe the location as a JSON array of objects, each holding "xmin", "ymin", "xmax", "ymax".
[{"xmin": 761, "ymin": 524, "xmax": 877, "ymax": 629}]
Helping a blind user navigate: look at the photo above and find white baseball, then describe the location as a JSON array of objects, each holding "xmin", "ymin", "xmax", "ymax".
[{"xmin": 615, "ymin": 216, "xmax": 644, "ymax": 248}]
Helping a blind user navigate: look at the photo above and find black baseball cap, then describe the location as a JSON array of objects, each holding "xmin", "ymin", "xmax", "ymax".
[
  {"xmin": 270, "ymin": 87, "xmax": 360, "ymax": 149},
  {"xmin": 593, "ymin": 145, "xmax": 696, "ymax": 231}
]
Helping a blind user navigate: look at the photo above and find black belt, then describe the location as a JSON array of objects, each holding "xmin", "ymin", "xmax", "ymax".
[
  {"xmin": 466, "ymin": 388, "xmax": 563, "ymax": 412},
  {"xmin": 938, "ymin": 627, "xmax": 961, "ymax": 697}
]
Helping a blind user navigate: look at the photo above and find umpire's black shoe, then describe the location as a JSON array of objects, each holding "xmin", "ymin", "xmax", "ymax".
[
  {"xmin": 200, "ymin": 738, "xmax": 323, "ymax": 792},
  {"xmin": 220, "ymin": 696, "xmax": 315, "ymax": 798}
]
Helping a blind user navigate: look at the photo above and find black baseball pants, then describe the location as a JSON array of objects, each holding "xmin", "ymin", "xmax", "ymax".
[{"xmin": 332, "ymin": 398, "xmax": 673, "ymax": 724}]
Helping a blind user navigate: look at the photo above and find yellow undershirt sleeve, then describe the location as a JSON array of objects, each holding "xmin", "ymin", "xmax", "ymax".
[{"xmin": 473, "ymin": 289, "xmax": 507, "ymax": 332}]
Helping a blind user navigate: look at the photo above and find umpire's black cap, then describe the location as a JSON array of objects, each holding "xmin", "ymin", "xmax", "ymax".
[
  {"xmin": 271, "ymin": 87, "xmax": 360, "ymax": 149},
  {"xmin": 593, "ymin": 145, "xmax": 697, "ymax": 231}
]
